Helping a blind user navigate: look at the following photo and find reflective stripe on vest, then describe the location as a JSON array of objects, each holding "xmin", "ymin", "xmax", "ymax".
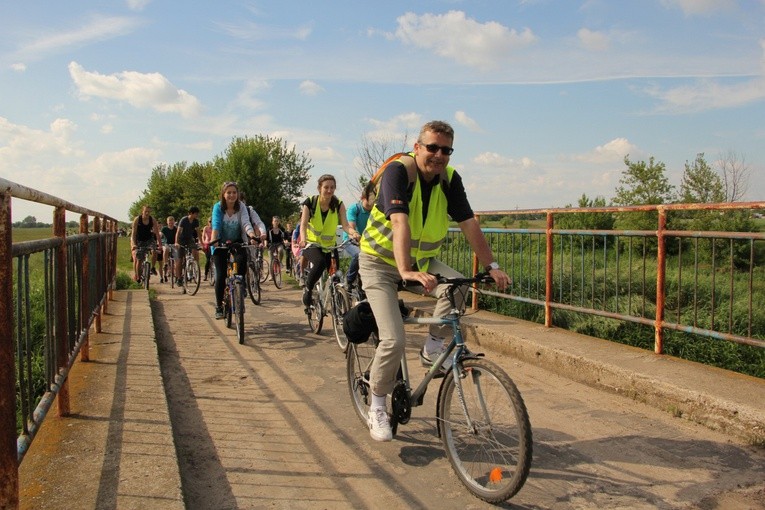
[
  {"xmin": 361, "ymin": 163, "xmax": 453, "ymax": 272},
  {"xmin": 306, "ymin": 196, "xmax": 341, "ymax": 249}
]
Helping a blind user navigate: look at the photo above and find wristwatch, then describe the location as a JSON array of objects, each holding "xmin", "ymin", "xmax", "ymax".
[{"xmin": 485, "ymin": 261, "xmax": 500, "ymax": 272}]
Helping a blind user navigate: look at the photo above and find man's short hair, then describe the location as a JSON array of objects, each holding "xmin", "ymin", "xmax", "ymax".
[
  {"xmin": 418, "ymin": 120, "xmax": 454, "ymax": 142},
  {"xmin": 188, "ymin": 206, "xmax": 200, "ymax": 214}
]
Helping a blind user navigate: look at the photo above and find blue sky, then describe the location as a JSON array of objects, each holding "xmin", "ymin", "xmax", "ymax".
[{"xmin": 2, "ymin": 0, "xmax": 764, "ymax": 223}]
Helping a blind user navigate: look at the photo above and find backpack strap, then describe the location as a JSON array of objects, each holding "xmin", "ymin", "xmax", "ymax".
[{"xmin": 307, "ymin": 195, "xmax": 318, "ymax": 218}]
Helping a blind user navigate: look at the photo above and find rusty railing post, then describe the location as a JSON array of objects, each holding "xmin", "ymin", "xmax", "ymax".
[
  {"xmin": 0, "ymin": 190, "xmax": 19, "ymax": 509},
  {"xmin": 54, "ymin": 207, "xmax": 70, "ymax": 416},
  {"xmin": 545, "ymin": 211, "xmax": 554, "ymax": 327},
  {"xmin": 94, "ymin": 217, "xmax": 103, "ymax": 331},
  {"xmin": 655, "ymin": 208, "xmax": 667, "ymax": 354},
  {"xmin": 79, "ymin": 214, "xmax": 90, "ymax": 362},
  {"xmin": 471, "ymin": 214, "xmax": 481, "ymax": 311}
]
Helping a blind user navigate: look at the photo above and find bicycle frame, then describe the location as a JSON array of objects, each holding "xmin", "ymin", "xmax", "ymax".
[{"xmin": 399, "ymin": 314, "xmax": 465, "ymax": 405}]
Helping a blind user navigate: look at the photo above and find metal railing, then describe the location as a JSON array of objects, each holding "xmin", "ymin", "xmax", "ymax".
[
  {"xmin": 1, "ymin": 177, "xmax": 118, "ymax": 509},
  {"xmin": 442, "ymin": 202, "xmax": 765, "ymax": 354}
]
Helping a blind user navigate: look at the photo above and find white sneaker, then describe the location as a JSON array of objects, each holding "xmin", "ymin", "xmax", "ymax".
[
  {"xmin": 367, "ymin": 406, "xmax": 393, "ymax": 442},
  {"xmin": 421, "ymin": 334, "xmax": 450, "ymax": 370}
]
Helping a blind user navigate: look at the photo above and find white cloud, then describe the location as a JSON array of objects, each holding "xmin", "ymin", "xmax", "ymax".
[
  {"xmin": 299, "ymin": 80, "xmax": 324, "ymax": 96},
  {"xmin": 11, "ymin": 63, "xmax": 26, "ymax": 72},
  {"xmin": 642, "ymin": 38, "xmax": 765, "ymax": 112},
  {"xmin": 474, "ymin": 152, "xmax": 535, "ymax": 169},
  {"xmin": 0, "ymin": 116, "xmax": 84, "ymax": 164},
  {"xmin": 574, "ymin": 138, "xmax": 636, "ymax": 164},
  {"xmin": 454, "ymin": 111, "xmax": 482, "ymax": 132},
  {"xmin": 68, "ymin": 61, "xmax": 202, "ymax": 118},
  {"xmin": 577, "ymin": 28, "xmax": 610, "ymax": 51},
  {"xmin": 307, "ymin": 146, "xmax": 344, "ymax": 163},
  {"xmin": 12, "ymin": 15, "xmax": 143, "ymax": 62},
  {"xmin": 126, "ymin": 0, "xmax": 152, "ymax": 11},
  {"xmin": 1, "ymin": 116, "xmax": 163, "ymax": 221},
  {"xmin": 364, "ymin": 113, "xmax": 423, "ymax": 143},
  {"xmin": 101, "ymin": 124, "xmax": 114, "ymax": 134},
  {"xmin": 393, "ymin": 11, "xmax": 537, "ymax": 70},
  {"xmin": 234, "ymin": 79, "xmax": 270, "ymax": 110},
  {"xmin": 217, "ymin": 20, "xmax": 313, "ymax": 41},
  {"xmin": 646, "ymin": 77, "xmax": 765, "ymax": 113},
  {"xmin": 660, "ymin": 0, "xmax": 736, "ymax": 15}
]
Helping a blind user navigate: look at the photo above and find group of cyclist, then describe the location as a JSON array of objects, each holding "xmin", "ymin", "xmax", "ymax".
[
  {"xmin": 131, "ymin": 120, "xmax": 509, "ymax": 444},
  {"xmin": 130, "ymin": 205, "xmax": 203, "ymax": 286}
]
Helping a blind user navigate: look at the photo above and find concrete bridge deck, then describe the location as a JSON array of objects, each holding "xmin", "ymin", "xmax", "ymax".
[{"xmin": 17, "ymin": 278, "xmax": 765, "ymax": 509}]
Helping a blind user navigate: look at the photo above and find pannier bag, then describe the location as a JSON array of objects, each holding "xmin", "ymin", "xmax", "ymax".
[{"xmin": 343, "ymin": 299, "xmax": 410, "ymax": 344}]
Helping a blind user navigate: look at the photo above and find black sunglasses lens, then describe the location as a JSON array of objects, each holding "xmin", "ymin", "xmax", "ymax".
[{"xmin": 424, "ymin": 144, "xmax": 453, "ymax": 155}]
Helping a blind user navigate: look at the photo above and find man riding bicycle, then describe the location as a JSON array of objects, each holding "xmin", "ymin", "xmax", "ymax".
[
  {"xmin": 175, "ymin": 206, "xmax": 201, "ymax": 286},
  {"xmin": 359, "ymin": 120, "xmax": 509, "ymax": 442}
]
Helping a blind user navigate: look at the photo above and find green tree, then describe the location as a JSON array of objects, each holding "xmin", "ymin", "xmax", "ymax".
[
  {"xmin": 558, "ymin": 194, "xmax": 614, "ymax": 231},
  {"xmin": 679, "ymin": 153, "xmax": 724, "ymax": 204},
  {"xmin": 215, "ymin": 135, "xmax": 311, "ymax": 221},
  {"xmin": 129, "ymin": 161, "xmax": 223, "ymax": 223},
  {"xmin": 20, "ymin": 215, "xmax": 37, "ymax": 227},
  {"xmin": 612, "ymin": 156, "xmax": 675, "ymax": 232}
]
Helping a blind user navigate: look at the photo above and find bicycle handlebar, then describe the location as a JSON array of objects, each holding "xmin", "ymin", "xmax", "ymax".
[{"xmin": 433, "ymin": 272, "xmax": 496, "ymax": 286}]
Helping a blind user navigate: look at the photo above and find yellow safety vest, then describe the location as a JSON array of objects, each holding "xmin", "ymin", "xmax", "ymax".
[
  {"xmin": 361, "ymin": 157, "xmax": 453, "ymax": 272},
  {"xmin": 306, "ymin": 196, "xmax": 342, "ymax": 250}
]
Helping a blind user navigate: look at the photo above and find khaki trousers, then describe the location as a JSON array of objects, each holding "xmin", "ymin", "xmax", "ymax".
[{"xmin": 359, "ymin": 252, "xmax": 465, "ymax": 396}]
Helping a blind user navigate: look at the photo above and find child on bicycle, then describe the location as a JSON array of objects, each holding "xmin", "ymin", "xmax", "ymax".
[
  {"xmin": 266, "ymin": 216, "xmax": 287, "ymax": 269},
  {"xmin": 358, "ymin": 121, "xmax": 508, "ymax": 442}
]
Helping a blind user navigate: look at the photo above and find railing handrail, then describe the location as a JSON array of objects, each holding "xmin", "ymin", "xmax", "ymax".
[
  {"xmin": 463, "ymin": 201, "xmax": 765, "ymax": 356},
  {"xmin": 1, "ymin": 177, "xmax": 118, "ymax": 509},
  {"xmin": 0, "ymin": 177, "xmax": 118, "ymax": 223}
]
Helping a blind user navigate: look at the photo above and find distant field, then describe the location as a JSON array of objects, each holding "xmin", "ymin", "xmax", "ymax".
[
  {"xmin": 11, "ymin": 227, "xmax": 52, "ymax": 242},
  {"xmin": 12, "ymin": 227, "xmax": 134, "ymax": 273}
]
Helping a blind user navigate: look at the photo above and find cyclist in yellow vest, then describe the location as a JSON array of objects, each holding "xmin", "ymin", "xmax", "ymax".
[
  {"xmin": 298, "ymin": 174, "xmax": 359, "ymax": 312},
  {"xmin": 359, "ymin": 120, "xmax": 509, "ymax": 442}
]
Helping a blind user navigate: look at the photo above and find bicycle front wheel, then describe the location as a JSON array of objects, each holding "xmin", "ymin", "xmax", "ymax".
[
  {"xmin": 346, "ymin": 335, "xmax": 379, "ymax": 427},
  {"xmin": 437, "ymin": 358, "xmax": 532, "ymax": 504},
  {"xmin": 331, "ymin": 285, "xmax": 351, "ymax": 351},
  {"xmin": 186, "ymin": 259, "xmax": 201, "ymax": 295},
  {"xmin": 258, "ymin": 257, "xmax": 268, "ymax": 283},
  {"xmin": 143, "ymin": 261, "xmax": 151, "ymax": 290},
  {"xmin": 271, "ymin": 258, "xmax": 283, "ymax": 288},
  {"xmin": 234, "ymin": 280, "xmax": 245, "ymax": 344},
  {"xmin": 246, "ymin": 265, "xmax": 261, "ymax": 305}
]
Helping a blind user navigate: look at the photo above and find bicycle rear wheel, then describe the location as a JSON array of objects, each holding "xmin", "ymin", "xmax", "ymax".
[
  {"xmin": 437, "ymin": 358, "xmax": 532, "ymax": 504},
  {"xmin": 186, "ymin": 258, "xmax": 201, "ymax": 295},
  {"xmin": 271, "ymin": 258, "xmax": 283, "ymax": 288},
  {"xmin": 234, "ymin": 280, "xmax": 245, "ymax": 344},
  {"xmin": 307, "ymin": 285, "xmax": 323, "ymax": 334},
  {"xmin": 246, "ymin": 265, "xmax": 261, "ymax": 305},
  {"xmin": 331, "ymin": 285, "xmax": 351, "ymax": 351},
  {"xmin": 346, "ymin": 334, "xmax": 379, "ymax": 427}
]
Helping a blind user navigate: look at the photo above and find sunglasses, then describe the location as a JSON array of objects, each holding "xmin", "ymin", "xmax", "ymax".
[
  {"xmin": 224, "ymin": 181, "xmax": 238, "ymax": 187},
  {"xmin": 420, "ymin": 143, "xmax": 454, "ymax": 156}
]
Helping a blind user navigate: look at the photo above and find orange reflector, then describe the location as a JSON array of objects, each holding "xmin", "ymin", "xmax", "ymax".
[{"xmin": 489, "ymin": 467, "xmax": 503, "ymax": 483}]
